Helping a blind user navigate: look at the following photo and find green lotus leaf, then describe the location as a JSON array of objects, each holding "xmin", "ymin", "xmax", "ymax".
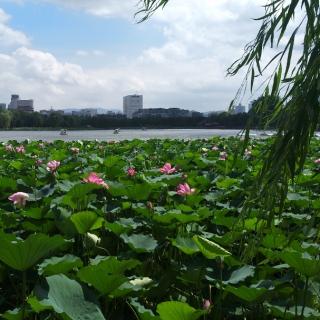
[
  {"xmin": 38, "ymin": 254, "xmax": 83, "ymax": 276},
  {"xmin": 0, "ymin": 233, "xmax": 66, "ymax": 271},
  {"xmin": 280, "ymin": 250, "xmax": 320, "ymax": 277},
  {"xmin": 130, "ymin": 298, "xmax": 160, "ymax": 320},
  {"xmin": 35, "ymin": 274, "xmax": 105, "ymax": 320},
  {"xmin": 1, "ymin": 308, "xmax": 24, "ymax": 320},
  {"xmin": 157, "ymin": 301, "xmax": 205, "ymax": 320},
  {"xmin": 192, "ymin": 235, "xmax": 231, "ymax": 259},
  {"xmin": 223, "ymin": 265, "xmax": 255, "ymax": 284},
  {"xmin": 225, "ymin": 285, "xmax": 267, "ymax": 302},
  {"xmin": 110, "ymin": 277, "xmax": 153, "ymax": 297},
  {"xmin": 78, "ymin": 256, "xmax": 140, "ymax": 295},
  {"xmin": 78, "ymin": 269, "xmax": 127, "ymax": 295},
  {"xmin": 171, "ymin": 236, "xmax": 200, "ymax": 255},
  {"xmin": 70, "ymin": 211, "xmax": 104, "ymax": 234},
  {"xmin": 120, "ymin": 233, "xmax": 158, "ymax": 253}
]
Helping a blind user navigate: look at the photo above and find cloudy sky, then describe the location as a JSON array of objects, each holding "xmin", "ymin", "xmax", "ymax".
[{"xmin": 0, "ymin": 0, "xmax": 265, "ymax": 111}]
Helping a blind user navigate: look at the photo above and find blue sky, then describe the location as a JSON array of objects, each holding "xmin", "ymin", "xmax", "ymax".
[
  {"xmin": 0, "ymin": 1, "xmax": 164, "ymax": 64},
  {"xmin": 0, "ymin": 0, "xmax": 263, "ymax": 111}
]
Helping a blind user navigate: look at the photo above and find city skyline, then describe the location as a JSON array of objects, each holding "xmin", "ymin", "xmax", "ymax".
[
  {"xmin": 0, "ymin": 92, "xmax": 233, "ymax": 112},
  {"xmin": 0, "ymin": 0, "xmax": 264, "ymax": 111},
  {"xmin": 0, "ymin": 92, "xmax": 248, "ymax": 115}
]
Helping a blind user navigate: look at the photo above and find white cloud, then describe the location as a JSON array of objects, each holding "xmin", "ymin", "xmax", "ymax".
[
  {"xmin": 44, "ymin": 0, "xmax": 137, "ymax": 19},
  {"xmin": 0, "ymin": 8, "xmax": 29, "ymax": 47},
  {"xmin": 0, "ymin": 1, "xmax": 277, "ymax": 110},
  {"xmin": 76, "ymin": 50, "xmax": 89, "ymax": 57},
  {"xmin": 13, "ymin": 47, "xmax": 90, "ymax": 85},
  {"xmin": 93, "ymin": 50, "xmax": 104, "ymax": 56},
  {"xmin": 76, "ymin": 49, "xmax": 105, "ymax": 57}
]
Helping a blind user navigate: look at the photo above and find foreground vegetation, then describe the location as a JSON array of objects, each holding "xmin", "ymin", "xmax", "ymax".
[{"xmin": 0, "ymin": 137, "xmax": 319, "ymax": 319}]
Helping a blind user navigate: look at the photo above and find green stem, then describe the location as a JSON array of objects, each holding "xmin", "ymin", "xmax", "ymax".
[
  {"xmin": 126, "ymin": 300, "xmax": 140, "ymax": 320},
  {"xmin": 21, "ymin": 271, "xmax": 27, "ymax": 318},
  {"xmin": 301, "ymin": 277, "xmax": 309, "ymax": 319},
  {"xmin": 294, "ymin": 274, "xmax": 298, "ymax": 318},
  {"xmin": 218, "ymin": 258, "xmax": 224, "ymax": 319}
]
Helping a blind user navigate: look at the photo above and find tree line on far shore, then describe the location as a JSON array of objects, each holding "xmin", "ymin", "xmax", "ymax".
[{"xmin": 0, "ymin": 96, "xmax": 278, "ymax": 130}]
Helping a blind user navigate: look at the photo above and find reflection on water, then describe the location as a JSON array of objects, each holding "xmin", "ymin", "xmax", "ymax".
[{"xmin": 0, "ymin": 129, "xmax": 265, "ymax": 142}]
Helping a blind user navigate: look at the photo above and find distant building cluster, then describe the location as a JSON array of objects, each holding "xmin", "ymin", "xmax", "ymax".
[
  {"xmin": 39, "ymin": 109, "xmax": 64, "ymax": 116},
  {"xmin": 72, "ymin": 108, "xmax": 98, "ymax": 117},
  {"xmin": 122, "ymin": 94, "xmax": 211, "ymax": 119},
  {"xmin": 0, "ymin": 95, "xmax": 34, "ymax": 112},
  {"xmin": 133, "ymin": 108, "xmax": 192, "ymax": 118},
  {"xmin": 0, "ymin": 92, "xmax": 251, "ymax": 117}
]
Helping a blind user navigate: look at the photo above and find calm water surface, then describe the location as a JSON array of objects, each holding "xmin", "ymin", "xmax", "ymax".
[{"xmin": 0, "ymin": 129, "xmax": 263, "ymax": 142}]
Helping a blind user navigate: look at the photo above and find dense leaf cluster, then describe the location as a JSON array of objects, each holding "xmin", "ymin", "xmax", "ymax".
[{"xmin": 0, "ymin": 137, "xmax": 319, "ymax": 319}]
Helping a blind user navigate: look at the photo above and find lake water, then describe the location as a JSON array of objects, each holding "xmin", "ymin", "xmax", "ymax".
[{"xmin": 0, "ymin": 129, "xmax": 264, "ymax": 142}]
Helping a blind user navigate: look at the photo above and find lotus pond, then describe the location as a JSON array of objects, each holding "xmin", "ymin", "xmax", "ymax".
[{"xmin": 0, "ymin": 137, "xmax": 319, "ymax": 320}]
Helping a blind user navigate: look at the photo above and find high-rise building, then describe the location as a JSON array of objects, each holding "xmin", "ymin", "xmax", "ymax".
[
  {"xmin": 8, "ymin": 94, "xmax": 19, "ymax": 110},
  {"xmin": 8, "ymin": 95, "xmax": 34, "ymax": 112},
  {"xmin": 0, "ymin": 103, "xmax": 6, "ymax": 110},
  {"xmin": 17, "ymin": 100, "xmax": 34, "ymax": 112},
  {"xmin": 123, "ymin": 94, "xmax": 143, "ymax": 119}
]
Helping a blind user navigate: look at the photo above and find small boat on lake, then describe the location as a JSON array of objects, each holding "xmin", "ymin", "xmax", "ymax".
[
  {"xmin": 260, "ymin": 131, "xmax": 275, "ymax": 137},
  {"xmin": 60, "ymin": 129, "xmax": 68, "ymax": 136}
]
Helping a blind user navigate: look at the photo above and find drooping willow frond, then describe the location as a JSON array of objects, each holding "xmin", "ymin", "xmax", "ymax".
[
  {"xmin": 135, "ymin": 0, "xmax": 169, "ymax": 22},
  {"xmin": 137, "ymin": 0, "xmax": 320, "ymax": 217},
  {"xmin": 227, "ymin": 0, "xmax": 320, "ymax": 218}
]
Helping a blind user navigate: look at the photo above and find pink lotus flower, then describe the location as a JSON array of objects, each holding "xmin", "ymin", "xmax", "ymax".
[
  {"xmin": 127, "ymin": 167, "xmax": 136, "ymax": 177},
  {"xmin": 212, "ymin": 145, "xmax": 219, "ymax": 151},
  {"xmin": 314, "ymin": 159, "xmax": 320, "ymax": 164},
  {"xmin": 203, "ymin": 299, "xmax": 212, "ymax": 310},
  {"xmin": 219, "ymin": 151, "xmax": 227, "ymax": 161},
  {"xmin": 176, "ymin": 183, "xmax": 195, "ymax": 196},
  {"xmin": 8, "ymin": 192, "xmax": 29, "ymax": 207},
  {"xmin": 5, "ymin": 144, "xmax": 14, "ymax": 152},
  {"xmin": 15, "ymin": 146, "xmax": 25, "ymax": 153},
  {"xmin": 36, "ymin": 159, "xmax": 43, "ymax": 166},
  {"xmin": 83, "ymin": 172, "xmax": 109, "ymax": 189},
  {"xmin": 70, "ymin": 147, "xmax": 80, "ymax": 154},
  {"xmin": 160, "ymin": 163, "xmax": 176, "ymax": 174},
  {"xmin": 46, "ymin": 160, "xmax": 60, "ymax": 173}
]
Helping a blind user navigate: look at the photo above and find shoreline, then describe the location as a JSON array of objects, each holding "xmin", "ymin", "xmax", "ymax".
[{"xmin": 0, "ymin": 127, "xmax": 259, "ymax": 131}]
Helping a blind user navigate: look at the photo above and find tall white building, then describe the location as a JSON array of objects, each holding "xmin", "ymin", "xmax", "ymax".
[{"xmin": 123, "ymin": 95, "xmax": 143, "ymax": 119}]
